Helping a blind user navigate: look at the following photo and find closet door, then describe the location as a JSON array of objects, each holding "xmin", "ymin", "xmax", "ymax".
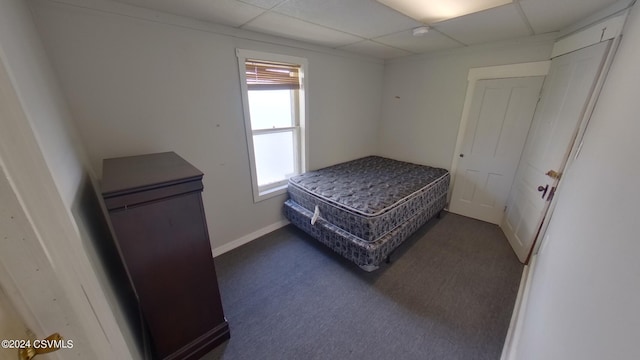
[{"xmin": 449, "ymin": 76, "xmax": 544, "ymax": 224}]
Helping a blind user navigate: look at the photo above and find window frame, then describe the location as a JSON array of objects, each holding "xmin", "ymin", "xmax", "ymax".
[{"xmin": 236, "ymin": 49, "xmax": 309, "ymax": 202}]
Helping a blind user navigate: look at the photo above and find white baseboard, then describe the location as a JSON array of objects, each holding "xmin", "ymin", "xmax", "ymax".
[
  {"xmin": 500, "ymin": 254, "xmax": 538, "ymax": 360},
  {"xmin": 211, "ymin": 219, "xmax": 290, "ymax": 258}
]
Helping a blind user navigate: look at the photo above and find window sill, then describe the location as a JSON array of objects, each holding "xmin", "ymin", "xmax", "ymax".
[{"xmin": 254, "ymin": 184, "xmax": 288, "ymax": 203}]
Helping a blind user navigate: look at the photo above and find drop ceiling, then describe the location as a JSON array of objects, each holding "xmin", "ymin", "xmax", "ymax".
[{"xmin": 109, "ymin": 0, "xmax": 625, "ymax": 59}]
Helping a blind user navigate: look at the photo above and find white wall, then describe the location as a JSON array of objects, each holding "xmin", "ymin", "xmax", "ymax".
[
  {"xmin": 515, "ymin": 5, "xmax": 640, "ymax": 359},
  {"xmin": 0, "ymin": 0, "xmax": 85, "ymax": 207},
  {"xmin": 378, "ymin": 37, "xmax": 555, "ymax": 170},
  {"xmin": 29, "ymin": 0, "xmax": 384, "ymax": 251}
]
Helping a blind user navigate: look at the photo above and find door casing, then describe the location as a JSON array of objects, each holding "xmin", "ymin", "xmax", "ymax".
[{"xmin": 449, "ymin": 61, "xmax": 550, "ymax": 207}]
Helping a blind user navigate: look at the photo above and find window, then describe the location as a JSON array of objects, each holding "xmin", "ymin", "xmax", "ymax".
[{"xmin": 237, "ymin": 49, "xmax": 308, "ymax": 202}]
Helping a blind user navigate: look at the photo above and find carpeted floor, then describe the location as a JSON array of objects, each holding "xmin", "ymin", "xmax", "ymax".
[{"xmin": 202, "ymin": 212, "xmax": 523, "ymax": 360}]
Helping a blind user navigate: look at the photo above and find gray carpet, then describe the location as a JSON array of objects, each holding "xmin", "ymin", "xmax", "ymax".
[{"xmin": 202, "ymin": 212, "xmax": 523, "ymax": 360}]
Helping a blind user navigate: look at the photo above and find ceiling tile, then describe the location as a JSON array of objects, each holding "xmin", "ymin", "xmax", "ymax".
[
  {"xmin": 243, "ymin": 12, "xmax": 363, "ymax": 48},
  {"xmin": 519, "ymin": 0, "xmax": 620, "ymax": 34},
  {"xmin": 434, "ymin": 4, "xmax": 531, "ymax": 45},
  {"xmin": 105, "ymin": 0, "xmax": 625, "ymax": 60},
  {"xmin": 339, "ymin": 41, "xmax": 412, "ymax": 59},
  {"xmin": 237, "ymin": 0, "xmax": 287, "ymax": 10},
  {"xmin": 112, "ymin": 0, "xmax": 266, "ymax": 27},
  {"xmin": 272, "ymin": 0, "xmax": 423, "ymax": 38},
  {"xmin": 375, "ymin": 29, "xmax": 463, "ymax": 53}
]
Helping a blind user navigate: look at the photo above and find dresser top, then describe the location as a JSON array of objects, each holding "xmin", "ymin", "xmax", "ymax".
[{"xmin": 101, "ymin": 152, "xmax": 203, "ymax": 197}]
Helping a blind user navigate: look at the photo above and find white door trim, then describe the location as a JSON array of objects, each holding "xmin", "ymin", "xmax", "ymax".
[
  {"xmin": 551, "ymin": 12, "xmax": 628, "ymax": 58},
  {"xmin": 449, "ymin": 61, "xmax": 551, "ymax": 204}
]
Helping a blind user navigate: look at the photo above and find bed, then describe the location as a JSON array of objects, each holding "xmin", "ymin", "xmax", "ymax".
[{"xmin": 283, "ymin": 156, "xmax": 449, "ymax": 271}]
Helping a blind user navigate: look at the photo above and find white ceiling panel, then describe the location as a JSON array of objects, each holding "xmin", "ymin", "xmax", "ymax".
[
  {"xmin": 339, "ymin": 40, "xmax": 412, "ymax": 59},
  {"xmin": 243, "ymin": 12, "xmax": 363, "ymax": 48},
  {"xmin": 519, "ymin": 0, "xmax": 620, "ymax": 34},
  {"xmin": 112, "ymin": 0, "xmax": 266, "ymax": 27},
  {"xmin": 237, "ymin": 0, "xmax": 287, "ymax": 10},
  {"xmin": 272, "ymin": 0, "xmax": 423, "ymax": 38},
  {"xmin": 102, "ymin": 0, "xmax": 627, "ymax": 60},
  {"xmin": 375, "ymin": 29, "xmax": 463, "ymax": 53},
  {"xmin": 434, "ymin": 4, "xmax": 531, "ymax": 45}
]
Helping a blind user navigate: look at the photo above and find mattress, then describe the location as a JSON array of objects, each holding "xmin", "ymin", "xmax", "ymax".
[
  {"xmin": 287, "ymin": 156, "xmax": 449, "ymax": 243},
  {"xmin": 284, "ymin": 194, "xmax": 446, "ymax": 270}
]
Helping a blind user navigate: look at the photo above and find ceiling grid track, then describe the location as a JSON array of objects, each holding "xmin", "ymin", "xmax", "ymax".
[
  {"xmin": 514, "ymin": 1, "xmax": 536, "ymax": 35},
  {"xmin": 59, "ymin": 0, "xmax": 630, "ymax": 59},
  {"xmin": 430, "ymin": 27, "xmax": 469, "ymax": 47}
]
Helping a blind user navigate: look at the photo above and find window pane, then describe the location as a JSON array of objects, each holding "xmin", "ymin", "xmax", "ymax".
[
  {"xmin": 248, "ymin": 90, "xmax": 293, "ymax": 130},
  {"xmin": 253, "ymin": 131, "xmax": 296, "ymax": 187}
]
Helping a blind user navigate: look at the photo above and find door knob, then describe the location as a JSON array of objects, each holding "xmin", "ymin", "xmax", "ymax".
[
  {"xmin": 537, "ymin": 184, "xmax": 549, "ymax": 199},
  {"xmin": 18, "ymin": 333, "xmax": 65, "ymax": 360}
]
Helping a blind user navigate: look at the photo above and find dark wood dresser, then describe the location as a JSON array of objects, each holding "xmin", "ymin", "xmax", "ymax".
[{"xmin": 101, "ymin": 152, "xmax": 229, "ymax": 360}]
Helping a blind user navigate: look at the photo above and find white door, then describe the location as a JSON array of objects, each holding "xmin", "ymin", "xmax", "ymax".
[
  {"xmin": 0, "ymin": 52, "xmax": 123, "ymax": 358},
  {"xmin": 0, "ymin": 286, "xmax": 31, "ymax": 360},
  {"xmin": 0, "ymin": 287, "xmax": 28, "ymax": 360},
  {"xmin": 501, "ymin": 41, "xmax": 611, "ymax": 263},
  {"xmin": 450, "ymin": 77, "xmax": 544, "ymax": 224},
  {"xmin": 0, "ymin": 166, "xmax": 77, "ymax": 360}
]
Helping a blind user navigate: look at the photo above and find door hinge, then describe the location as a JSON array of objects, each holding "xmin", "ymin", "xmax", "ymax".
[
  {"xmin": 546, "ymin": 186, "xmax": 557, "ymax": 202},
  {"xmin": 504, "ymin": 205, "xmax": 507, "ymax": 212}
]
